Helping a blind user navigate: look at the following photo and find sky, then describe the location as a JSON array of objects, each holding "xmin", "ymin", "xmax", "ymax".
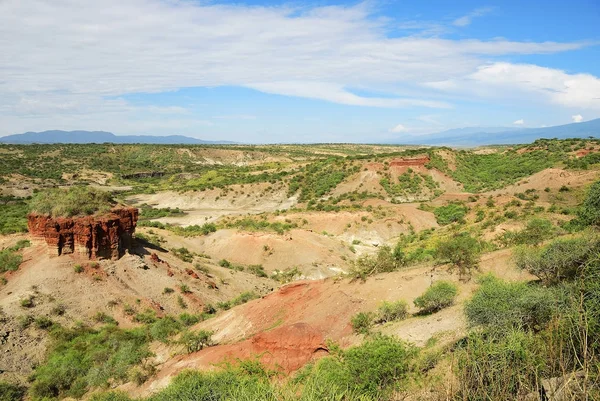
[{"xmin": 1, "ymin": 0, "xmax": 599, "ymax": 143}]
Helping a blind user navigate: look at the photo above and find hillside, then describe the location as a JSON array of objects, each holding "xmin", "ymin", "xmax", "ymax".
[{"xmin": 0, "ymin": 139, "xmax": 599, "ymax": 400}]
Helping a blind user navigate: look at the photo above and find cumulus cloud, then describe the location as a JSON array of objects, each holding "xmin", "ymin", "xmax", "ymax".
[
  {"xmin": 0, "ymin": 0, "xmax": 596, "ymax": 135},
  {"xmin": 390, "ymin": 124, "xmax": 408, "ymax": 133},
  {"xmin": 453, "ymin": 7, "xmax": 494, "ymax": 27},
  {"xmin": 572, "ymin": 114, "xmax": 583, "ymax": 122},
  {"xmin": 513, "ymin": 119, "xmax": 525, "ymax": 125}
]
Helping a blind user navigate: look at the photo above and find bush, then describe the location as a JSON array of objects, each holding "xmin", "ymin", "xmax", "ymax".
[
  {"xmin": 414, "ymin": 281, "xmax": 458, "ymax": 314},
  {"xmin": 0, "ymin": 381, "xmax": 26, "ymax": 401},
  {"xmin": 0, "ymin": 249, "xmax": 23, "ymax": 273},
  {"xmin": 375, "ymin": 300, "xmax": 409, "ymax": 323},
  {"xmin": 349, "ymin": 245, "xmax": 405, "ymax": 281},
  {"xmin": 434, "ymin": 203, "xmax": 468, "ymax": 225},
  {"xmin": 305, "ymin": 334, "xmax": 418, "ymax": 398},
  {"xmin": 73, "ymin": 264, "xmax": 84, "ymax": 273},
  {"xmin": 34, "ymin": 316, "xmax": 54, "ymax": 330},
  {"xmin": 465, "ymin": 275, "xmax": 558, "ymax": 332},
  {"xmin": 351, "ymin": 312, "xmax": 374, "ymax": 334},
  {"xmin": 179, "ymin": 330, "xmax": 213, "ymax": 353},
  {"xmin": 456, "ymin": 329, "xmax": 547, "ymax": 400},
  {"xmin": 435, "ymin": 232, "xmax": 481, "ymax": 278},
  {"xmin": 514, "ymin": 235, "xmax": 600, "ymax": 285},
  {"xmin": 29, "ymin": 325, "xmax": 152, "ymax": 399},
  {"xmin": 577, "ymin": 180, "xmax": 600, "ymax": 226},
  {"xmin": 500, "ymin": 218, "xmax": 555, "ymax": 246}
]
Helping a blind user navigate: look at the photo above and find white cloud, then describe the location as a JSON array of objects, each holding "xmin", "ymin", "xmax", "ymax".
[
  {"xmin": 513, "ymin": 119, "xmax": 525, "ymax": 125},
  {"xmin": 572, "ymin": 114, "xmax": 583, "ymax": 123},
  {"xmin": 453, "ymin": 7, "xmax": 494, "ymax": 27},
  {"xmin": 0, "ymin": 0, "xmax": 596, "ymax": 135},
  {"xmin": 425, "ymin": 63, "xmax": 600, "ymax": 111},
  {"xmin": 390, "ymin": 124, "xmax": 408, "ymax": 133}
]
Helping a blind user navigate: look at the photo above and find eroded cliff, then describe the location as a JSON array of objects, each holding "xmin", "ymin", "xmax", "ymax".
[{"xmin": 27, "ymin": 208, "xmax": 138, "ymax": 260}]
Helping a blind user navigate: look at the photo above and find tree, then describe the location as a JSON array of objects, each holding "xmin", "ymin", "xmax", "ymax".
[
  {"xmin": 578, "ymin": 180, "xmax": 600, "ymax": 226},
  {"xmin": 180, "ymin": 330, "xmax": 213, "ymax": 353},
  {"xmin": 435, "ymin": 232, "xmax": 481, "ymax": 278}
]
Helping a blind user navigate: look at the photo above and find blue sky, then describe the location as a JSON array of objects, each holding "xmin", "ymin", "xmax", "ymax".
[{"xmin": 1, "ymin": 0, "xmax": 599, "ymax": 143}]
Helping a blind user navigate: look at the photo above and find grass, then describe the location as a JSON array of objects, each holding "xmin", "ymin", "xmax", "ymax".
[{"xmin": 29, "ymin": 187, "xmax": 115, "ymax": 217}]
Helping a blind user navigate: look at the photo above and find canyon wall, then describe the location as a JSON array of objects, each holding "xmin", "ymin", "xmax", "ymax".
[{"xmin": 27, "ymin": 208, "xmax": 138, "ymax": 260}]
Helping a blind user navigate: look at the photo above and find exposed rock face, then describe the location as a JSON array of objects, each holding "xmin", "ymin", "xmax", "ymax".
[
  {"xmin": 389, "ymin": 156, "xmax": 430, "ymax": 167},
  {"xmin": 27, "ymin": 208, "xmax": 138, "ymax": 260}
]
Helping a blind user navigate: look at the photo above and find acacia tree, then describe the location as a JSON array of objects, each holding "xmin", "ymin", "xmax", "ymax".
[{"xmin": 436, "ymin": 232, "xmax": 481, "ymax": 279}]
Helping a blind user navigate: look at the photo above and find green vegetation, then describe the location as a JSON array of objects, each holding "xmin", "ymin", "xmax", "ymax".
[
  {"xmin": 451, "ymin": 147, "xmax": 558, "ymax": 192},
  {"xmin": 515, "ymin": 235, "xmax": 600, "ymax": 285},
  {"xmin": 433, "ymin": 203, "xmax": 468, "ymax": 225},
  {"xmin": 577, "ymin": 180, "xmax": 600, "ymax": 226},
  {"xmin": 465, "ymin": 275, "xmax": 558, "ymax": 331},
  {"xmin": 225, "ymin": 218, "xmax": 296, "ymax": 234},
  {"xmin": 435, "ymin": 232, "xmax": 481, "ymax": 277},
  {"xmin": 413, "ymin": 281, "xmax": 458, "ymax": 314},
  {"xmin": 91, "ymin": 334, "xmax": 418, "ymax": 401},
  {"xmin": 349, "ymin": 245, "xmax": 406, "ymax": 281},
  {"xmin": 29, "ymin": 325, "xmax": 152, "ymax": 399},
  {"xmin": 375, "ymin": 300, "xmax": 409, "ymax": 323},
  {"xmin": 351, "ymin": 311, "xmax": 375, "ymax": 334},
  {"xmin": 29, "ymin": 187, "xmax": 115, "ymax": 217},
  {"xmin": 216, "ymin": 291, "xmax": 259, "ymax": 311},
  {"xmin": 179, "ymin": 330, "xmax": 213, "ymax": 353},
  {"xmin": 0, "ymin": 381, "xmax": 26, "ymax": 401},
  {"xmin": 0, "ymin": 196, "xmax": 29, "ymax": 235},
  {"xmin": 0, "ymin": 240, "xmax": 29, "ymax": 273},
  {"xmin": 498, "ymin": 217, "xmax": 555, "ymax": 246},
  {"xmin": 138, "ymin": 205, "xmax": 185, "ymax": 220}
]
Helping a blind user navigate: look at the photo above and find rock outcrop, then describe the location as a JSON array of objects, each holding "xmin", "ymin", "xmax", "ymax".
[
  {"xmin": 389, "ymin": 155, "xmax": 430, "ymax": 167},
  {"xmin": 27, "ymin": 208, "xmax": 138, "ymax": 260}
]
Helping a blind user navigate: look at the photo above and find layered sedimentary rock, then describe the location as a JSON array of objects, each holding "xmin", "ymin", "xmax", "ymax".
[
  {"xmin": 389, "ymin": 155, "xmax": 430, "ymax": 167},
  {"xmin": 27, "ymin": 208, "xmax": 138, "ymax": 260}
]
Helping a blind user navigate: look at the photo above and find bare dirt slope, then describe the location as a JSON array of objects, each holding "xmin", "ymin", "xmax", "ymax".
[{"xmin": 133, "ymin": 248, "xmax": 532, "ymax": 397}]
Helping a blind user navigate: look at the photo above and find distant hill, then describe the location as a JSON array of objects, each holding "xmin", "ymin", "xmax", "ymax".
[
  {"xmin": 397, "ymin": 118, "xmax": 600, "ymax": 146},
  {"xmin": 0, "ymin": 130, "xmax": 236, "ymax": 145}
]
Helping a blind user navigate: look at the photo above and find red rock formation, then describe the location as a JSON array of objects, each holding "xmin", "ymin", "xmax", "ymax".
[
  {"xmin": 389, "ymin": 156, "xmax": 430, "ymax": 167},
  {"xmin": 27, "ymin": 208, "xmax": 138, "ymax": 260}
]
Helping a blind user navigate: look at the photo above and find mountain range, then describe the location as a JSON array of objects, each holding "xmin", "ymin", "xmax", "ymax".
[
  {"xmin": 397, "ymin": 118, "xmax": 600, "ymax": 146},
  {"xmin": 0, "ymin": 130, "xmax": 235, "ymax": 145}
]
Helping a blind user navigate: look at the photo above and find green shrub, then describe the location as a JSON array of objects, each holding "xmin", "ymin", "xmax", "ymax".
[
  {"xmin": 514, "ymin": 235, "xmax": 600, "ymax": 285},
  {"xmin": 178, "ymin": 313, "xmax": 201, "ymax": 327},
  {"xmin": 218, "ymin": 259, "xmax": 231, "ymax": 268},
  {"xmin": 465, "ymin": 275, "xmax": 558, "ymax": 332},
  {"xmin": 149, "ymin": 317, "xmax": 182, "ymax": 342},
  {"xmin": 0, "ymin": 381, "xmax": 26, "ymax": 401},
  {"xmin": 350, "ymin": 245, "xmax": 405, "ymax": 281},
  {"xmin": 0, "ymin": 249, "xmax": 23, "ymax": 273},
  {"xmin": 414, "ymin": 281, "xmax": 458, "ymax": 314},
  {"xmin": 577, "ymin": 180, "xmax": 600, "ymax": 226},
  {"xmin": 94, "ymin": 312, "xmax": 118, "ymax": 325},
  {"xmin": 499, "ymin": 218, "xmax": 554, "ymax": 246},
  {"xmin": 171, "ymin": 247, "xmax": 194, "ymax": 263},
  {"xmin": 375, "ymin": 300, "xmax": 409, "ymax": 323},
  {"xmin": 29, "ymin": 325, "xmax": 152, "ymax": 399},
  {"xmin": 351, "ymin": 312, "xmax": 374, "ymax": 334},
  {"xmin": 305, "ymin": 334, "xmax": 417, "ymax": 398},
  {"xmin": 247, "ymin": 264, "xmax": 268, "ymax": 278},
  {"xmin": 73, "ymin": 264, "xmax": 84, "ymax": 273},
  {"xmin": 455, "ymin": 329, "xmax": 547, "ymax": 400},
  {"xmin": 34, "ymin": 316, "xmax": 54, "ymax": 330},
  {"xmin": 433, "ymin": 203, "xmax": 468, "ymax": 225},
  {"xmin": 179, "ymin": 330, "xmax": 213, "ymax": 353}
]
